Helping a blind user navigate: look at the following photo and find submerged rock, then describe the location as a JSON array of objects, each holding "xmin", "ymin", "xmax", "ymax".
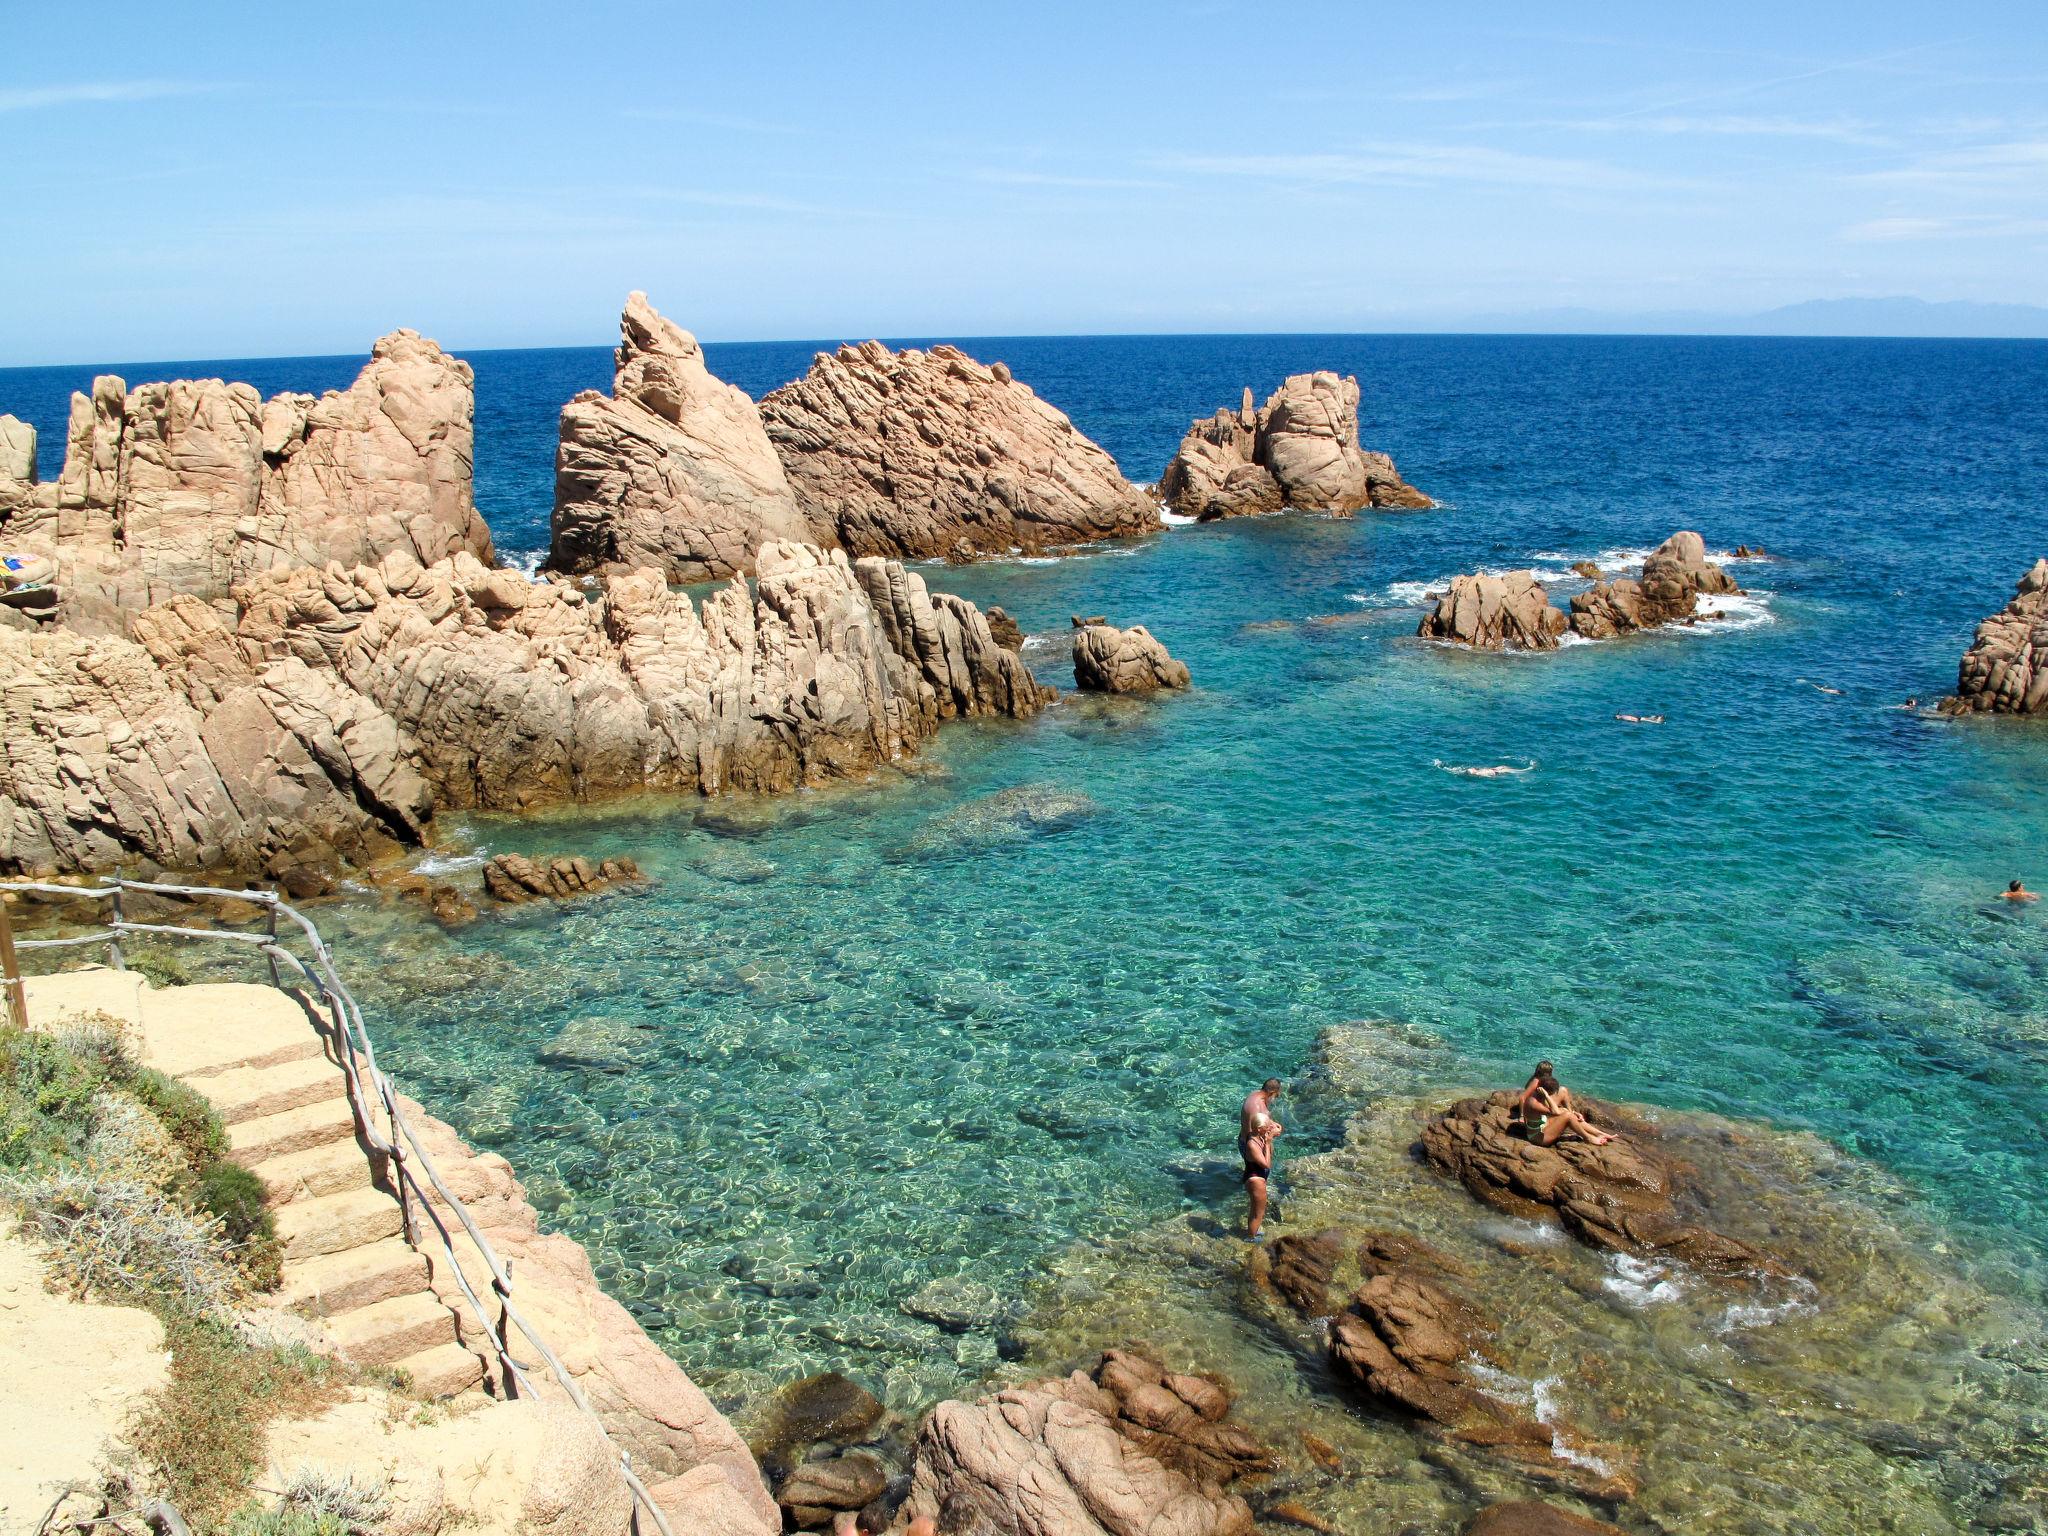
[
  {"xmin": 752, "ymin": 1371, "xmax": 886, "ymax": 1471},
  {"xmin": 1418, "ymin": 1093, "xmax": 1771, "ymax": 1275},
  {"xmin": 1947, "ymin": 557, "xmax": 2048, "ymax": 715},
  {"xmin": 901, "ymin": 1346, "xmax": 1273, "ymax": 1536},
  {"xmin": 1072, "ymin": 619, "xmax": 1192, "ymax": 694},
  {"xmin": 897, "ymin": 785, "xmax": 1100, "ymax": 860},
  {"xmin": 901, "ymin": 1275, "xmax": 1010, "ymax": 1335},
  {"xmin": 535, "ymin": 1016, "xmax": 653, "ymax": 1073},
  {"xmin": 1418, "ymin": 571, "xmax": 1569, "ymax": 651},
  {"xmin": 550, "ymin": 292, "xmax": 817, "ymax": 582},
  {"xmin": 482, "ymin": 852, "xmax": 645, "ymax": 904},
  {"xmin": 1465, "ymin": 1501, "xmax": 1626, "ymax": 1536},
  {"xmin": 760, "ymin": 340, "xmax": 1159, "ymax": 561},
  {"xmin": 1161, "ymin": 374, "xmax": 1430, "ymax": 519},
  {"xmin": 775, "ymin": 1450, "xmax": 891, "ymax": 1529}
]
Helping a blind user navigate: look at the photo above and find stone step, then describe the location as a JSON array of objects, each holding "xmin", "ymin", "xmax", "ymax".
[
  {"xmin": 391, "ymin": 1339, "xmax": 486, "ymax": 1400},
  {"xmin": 279, "ymin": 1235, "xmax": 428, "ymax": 1319},
  {"xmin": 185, "ymin": 1052, "xmax": 344, "ymax": 1125},
  {"xmin": 228, "ymin": 1096, "xmax": 358, "ymax": 1164},
  {"xmin": 325, "ymin": 1291, "xmax": 459, "ymax": 1369},
  {"xmin": 250, "ymin": 1136, "xmax": 375, "ymax": 1207},
  {"xmin": 274, "ymin": 1185, "xmax": 403, "ymax": 1262}
]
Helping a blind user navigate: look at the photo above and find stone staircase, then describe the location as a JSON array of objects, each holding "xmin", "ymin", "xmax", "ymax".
[{"xmin": 25, "ymin": 970, "xmax": 487, "ymax": 1398}]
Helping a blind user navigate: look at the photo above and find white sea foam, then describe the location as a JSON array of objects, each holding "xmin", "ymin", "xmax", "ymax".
[
  {"xmin": 1477, "ymin": 1217, "xmax": 1564, "ymax": 1247},
  {"xmin": 1021, "ymin": 635, "xmax": 1050, "ymax": 653},
  {"xmin": 1466, "ymin": 1361, "xmax": 1618, "ymax": 1477},
  {"xmin": 505, "ymin": 548, "xmax": 545, "ymax": 578},
  {"xmin": 412, "ymin": 850, "xmax": 487, "ymax": 878},
  {"xmin": 1685, "ymin": 590, "xmax": 1775, "ymax": 634},
  {"xmin": 1716, "ymin": 1275, "xmax": 1819, "ymax": 1334},
  {"xmin": 1160, "ymin": 507, "xmax": 1199, "ymax": 527},
  {"xmin": 1601, "ymin": 1252, "xmax": 1687, "ymax": 1307}
]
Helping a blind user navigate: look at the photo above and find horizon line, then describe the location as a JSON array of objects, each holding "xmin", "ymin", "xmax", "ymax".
[{"xmin": 6, "ymin": 323, "xmax": 2048, "ymax": 375}]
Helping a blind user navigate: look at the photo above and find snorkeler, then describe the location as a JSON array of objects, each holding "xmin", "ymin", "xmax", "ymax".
[
  {"xmin": 1433, "ymin": 759, "xmax": 1538, "ymax": 778},
  {"xmin": 1614, "ymin": 713, "xmax": 1665, "ymax": 724}
]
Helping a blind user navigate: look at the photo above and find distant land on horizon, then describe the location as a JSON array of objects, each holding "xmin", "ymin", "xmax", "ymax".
[{"xmin": 3, "ymin": 297, "xmax": 2045, "ymax": 374}]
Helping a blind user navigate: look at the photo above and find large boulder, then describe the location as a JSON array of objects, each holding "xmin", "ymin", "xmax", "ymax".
[
  {"xmin": 0, "ymin": 543, "xmax": 1048, "ymax": 888},
  {"xmin": 1072, "ymin": 620, "xmax": 1191, "ymax": 693},
  {"xmin": 1160, "ymin": 374, "xmax": 1428, "ymax": 519},
  {"xmin": 1418, "ymin": 1093, "xmax": 1772, "ymax": 1274},
  {"xmin": 0, "ymin": 415, "xmax": 35, "ymax": 511},
  {"xmin": 550, "ymin": 293, "xmax": 818, "ymax": 582},
  {"xmin": 1418, "ymin": 571, "xmax": 1569, "ymax": 651},
  {"xmin": 482, "ymin": 853, "xmax": 645, "ymax": 905},
  {"xmin": 1568, "ymin": 531, "xmax": 1738, "ymax": 639},
  {"xmin": 901, "ymin": 1346, "xmax": 1272, "ymax": 1536},
  {"xmin": 1948, "ymin": 558, "xmax": 2048, "ymax": 715},
  {"xmin": 0, "ymin": 334, "xmax": 491, "ymax": 634},
  {"xmin": 760, "ymin": 341, "xmax": 1159, "ymax": 560}
]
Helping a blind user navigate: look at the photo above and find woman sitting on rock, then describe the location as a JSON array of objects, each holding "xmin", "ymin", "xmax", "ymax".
[{"xmin": 1517, "ymin": 1067, "xmax": 1614, "ymax": 1147}]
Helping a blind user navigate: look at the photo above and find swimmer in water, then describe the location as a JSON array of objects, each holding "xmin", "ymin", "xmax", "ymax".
[
  {"xmin": 1799, "ymin": 679, "xmax": 1842, "ymax": 696},
  {"xmin": 2003, "ymin": 879, "xmax": 2038, "ymax": 903},
  {"xmin": 1614, "ymin": 713, "xmax": 1665, "ymax": 724},
  {"xmin": 1432, "ymin": 759, "xmax": 1537, "ymax": 778}
]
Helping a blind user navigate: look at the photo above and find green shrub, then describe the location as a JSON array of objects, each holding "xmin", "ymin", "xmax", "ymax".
[
  {"xmin": 199, "ymin": 1160, "xmax": 282, "ymax": 1292},
  {"xmin": 225, "ymin": 1507, "xmax": 347, "ymax": 1536},
  {"xmin": 1, "ymin": 1167, "xmax": 242, "ymax": 1319},
  {"xmin": 0, "ymin": 1027, "xmax": 112, "ymax": 1169},
  {"xmin": 129, "ymin": 1066, "xmax": 228, "ymax": 1172}
]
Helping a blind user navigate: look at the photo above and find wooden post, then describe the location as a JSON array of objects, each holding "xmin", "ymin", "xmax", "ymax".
[
  {"xmin": 496, "ymin": 1260, "xmax": 517, "ymax": 1398},
  {"xmin": 265, "ymin": 895, "xmax": 281, "ymax": 989},
  {"xmin": 0, "ymin": 896, "xmax": 27, "ymax": 1032},
  {"xmin": 107, "ymin": 881, "xmax": 126, "ymax": 972}
]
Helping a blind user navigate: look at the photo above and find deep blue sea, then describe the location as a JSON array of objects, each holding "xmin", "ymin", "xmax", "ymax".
[{"xmin": 5, "ymin": 337, "xmax": 2047, "ymax": 1519}]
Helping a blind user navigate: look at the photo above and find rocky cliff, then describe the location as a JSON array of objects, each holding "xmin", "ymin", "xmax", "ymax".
[
  {"xmin": 0, "ymin": 333, "xmax": 492, "ymax": 634},
  {"xmin": 760, "ymin": 340, "xmax": 1160, "ymax": 560},
  {"xmin": 1160, "ymin": 373, "xmax": 1429, "ymax": 520},
  {"xmin": 1947, "ymin": 558, "xmax": 2048, "ymax": 715},
  {"xmin": 0, "ymin": 543, "xmax": 1049, "ymax": 892},
  {"xmin": 550, "ymin": 293, "xmax": 817, "ymax": 582}
]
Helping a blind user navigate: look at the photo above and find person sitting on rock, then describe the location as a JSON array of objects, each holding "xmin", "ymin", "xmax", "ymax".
[
  {"xmin": 2003, "ymin": 879, "xmax": 2039, "ymax": 903},
  {"xmin": 1239, "ymin": 1078, "xmax": 1285, "ymax": 1240},
  {"xmin": 1517, "ymin": 1070, "xmax": 1614, "ymax": 1146}
]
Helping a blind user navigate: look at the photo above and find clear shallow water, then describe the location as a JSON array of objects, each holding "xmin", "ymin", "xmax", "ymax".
[{"xmin": 7, "ymin": 337, "xmax": 2048, "ymax": 1448}]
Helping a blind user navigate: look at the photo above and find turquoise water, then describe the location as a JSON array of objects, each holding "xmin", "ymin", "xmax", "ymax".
[{"xmin": 9, "ymin": 336, "xmax": 2048, "ymax": 1439}]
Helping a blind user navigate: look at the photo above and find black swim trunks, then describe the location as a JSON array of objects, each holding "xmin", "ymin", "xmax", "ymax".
[{"xmin": 1238, "ymin": 1135, "xmax": 1270, "ymax": 1184}]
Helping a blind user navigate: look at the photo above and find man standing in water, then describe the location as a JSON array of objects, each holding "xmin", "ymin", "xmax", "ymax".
[{"xmin": 1239, "ymin": 1078, "xmax": 1284, "ymax": 1240}]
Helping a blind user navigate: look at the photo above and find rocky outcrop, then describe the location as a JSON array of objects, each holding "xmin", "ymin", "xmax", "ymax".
[
  {"xmin": 0, "ymin": 542, "xmax": 1048, "ymax": 891},
  {"xmin": 1419, "ymin": 1093, "xmax": 1770, "ymax": 1274},
  {"xmin": 1568, "ymin": 531, "xmax": 1739, "ymax": 640},
  {"xmin": 902, "ymin": 1346, "xmax": 1272, "ymax": 1536},
  {"xmin": 1947, "ymin": 558, "xmax": 2048, "ymax": 715},
  {"xmin": 1422, "ymin": 533, "xmax": 1740, "ymax": 651},
  {"xmin": 1160, "ymin": 375, "xmax": 1428, "ymax": 520},
  {"xmin": 0, "ymin": 334, "xmax": 492, "ymax": 635},
  {"xmin": 0, "ymin": 415, "xmax": 34, "ymax": 511},
  {"xmin": 760, "ymin": 341, "xmax": 1159, "ymax": 560},
  {"xmin": 393, "ymin": 1093, "xmax": 781, "ymax": 1535},
  {"xmin": 1071, "ymin": 619, "xmax": 1191, "ymax": 693},
  {"xmin": 550, "ymin": 293, "xmax": 816, "ymax": 582},
  {"xmin": 482, "ymin": 853, "xmax": 645, "ymax": 905},
  {"xmin": 1418, "ymin": 571, "xmax": 1569, "ymax": 651}
]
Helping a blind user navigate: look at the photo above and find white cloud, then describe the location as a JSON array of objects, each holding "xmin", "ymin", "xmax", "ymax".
[
  {"xmin": 0, "ymin": 80, "xmax": 219, "ymax": 113},
  {"xmin": 970, "ymin": 169, "xmax": 1173, "ymax": 190},
  {"xmin": 1165, "ymin": 143, "xmax": 1681, "ymax": 193},
  {"xmin": 1574, "ymin": 113, "xmax": 1888, "ymax": 145}
]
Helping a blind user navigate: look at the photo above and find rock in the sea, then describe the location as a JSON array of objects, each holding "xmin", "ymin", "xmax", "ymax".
[
  {"xmin": 1464, "ymin": 1501, "xmax": 1627, "ymax": 1536},
  {"xmin": 0, "ymin": 542, "xmax": 1044, "ymax": 888},
  {"xmin": 1418, "ymin": 571, "xmax": 1569, "ymax": 651},
  {"xmin": 1947, "ymin": 558, "xmax": 2048, "ymax": 715},
  {"xmin": 1071, "ymin": 620, "xmax": 1192, "ymax": 693},
  {"xmin": 984, "ymin": 605, "xmax": 1025, "ymax": 652},
  {"xmin": 753, "ymin": 1371, "xmax": 887, "ymax": 1468},
  {"xmin": 0, "ymin": 333, "xmax": 491, "ymax": 635},
  {"xmin": 483, "ymin": 852, "xmax": 645, "ymax": 905},
  {"xmin": 898, "ymin": 785, "xmax": 1098, "ymax": 860},
  {"xmin": 550, "ymin": 292, "xmax": 818, "ymax": 582},
  {"xmin": 1418, "ymin": 1092, "xmax": 1770, "ymax": 1274},
  {"xmin": 901, "ymin": 1346, "xmax": 1272, "ymax": 1536},
  {"xmin": 1161, "ymin": 374, "xmax": 1429, "ymax": 520},
  {"xmin": 1568, "ymin": 531, "xmax": 1738, "ymax": 640},
  {"xmin": 759, "ymin": 340, "xmax": 1159, "ymax": 560},
  {"xmin": 776, "ymin": 1450, "xmax": 891, "ymax": 1530},
  {"xmin": 901, "ymin": 1275, "xmax": 1010, "ymax": 1334},
  {"xmin": 536, "ymin": 1016, "xmax": 652, "ymax": 1073}
]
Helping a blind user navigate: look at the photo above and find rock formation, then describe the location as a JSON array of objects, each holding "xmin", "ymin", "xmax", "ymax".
[
  {"xmin": 0, "ymin": 543, "xmax": 1048, "ymax": 892},
  {"xmin": 1160, "ymin": 374, "xmax": 1429, "ymax": 520},
  {"xmin": 0, "ymin": 333, "xmax": 492, "ymax": 634},
  {"xmin": 1071, "ymin": 619, "xmax": 1191, "ymax": 693},
  {"xmin": 1420, "ymin": 533, "xmax": 1740, "ymax": 651},
  {"xmin": 759, "ymin": 341, "xmax": 1159, "ymax": 560},
  {"xmin": 550, "ymin": 293, "xmax": 816, "ymax": 582},
  {"xmin": 1419, "ymin": 1093, "xmax": 1770, "ymax": 1274},
  {"xmin": 901, "ymin": 1346, "xmax": 1273, "ymax": 1536},
  {"xmin": 1567, "ymin": 531, "xmax": 1739, "ymax": 640},
  {"xmin": 1418, "ymin": 571, "xmax": 1569, "ymax": 651},
  {"xmin": 482, "ymin": 853, "xmax": 646, "ymax": 905},
  {"xmin": 1947, "ymin": 558, "xmax": 2048, "ymax": 715}
]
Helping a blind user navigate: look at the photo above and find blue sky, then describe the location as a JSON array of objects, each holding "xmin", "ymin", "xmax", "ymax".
[{"xmin": 5, "ymin": 1, "xmax": 2047, "ymax": 363}]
